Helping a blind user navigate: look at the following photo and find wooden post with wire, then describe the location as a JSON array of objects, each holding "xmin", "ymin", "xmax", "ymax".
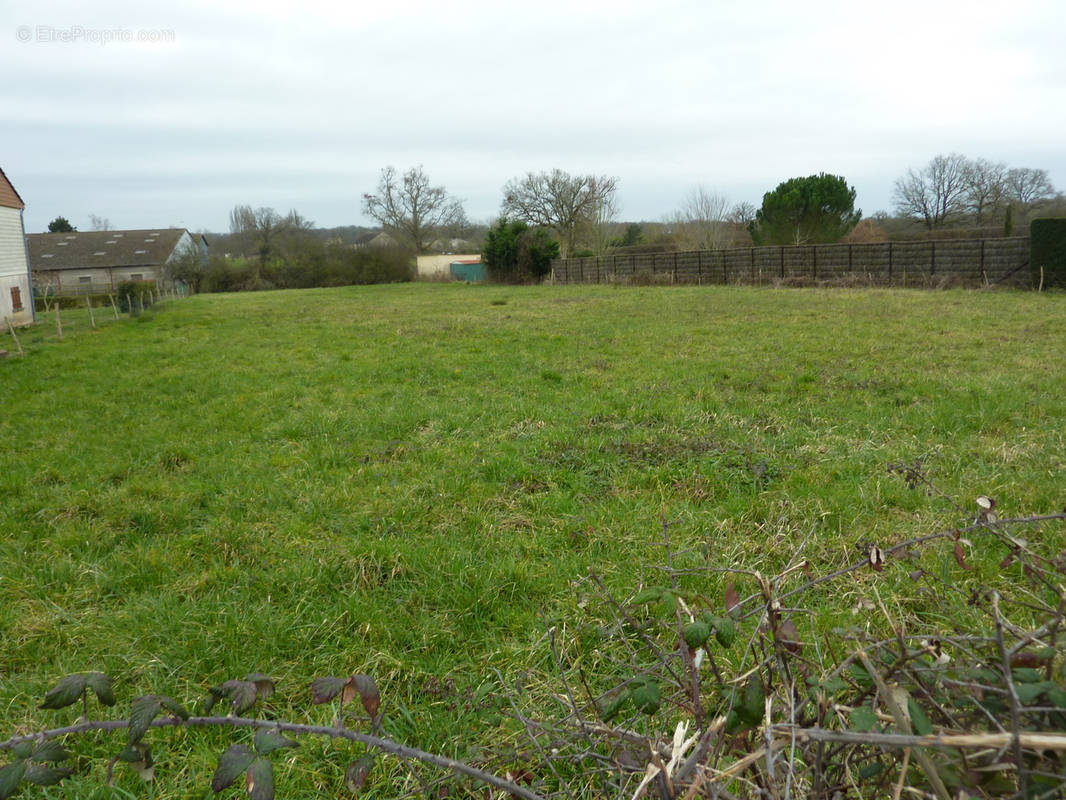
[
  {"xmin": 86, "ymin": 295, "xmax": 96, "ymax": 329},
  {"xmin": 4, "ymin": 316, "xmax": 24, "ymax": 357}
]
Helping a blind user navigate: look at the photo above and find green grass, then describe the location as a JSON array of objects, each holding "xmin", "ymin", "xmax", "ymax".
[{"xmin": 2, "ymin": 284, "xmax": 1065, "ymax": 795}]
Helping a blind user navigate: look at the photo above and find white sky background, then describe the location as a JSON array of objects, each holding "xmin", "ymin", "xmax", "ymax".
[{"xmin": 3, "ymin": 0, "xmax": 1064, "ymax": 233}]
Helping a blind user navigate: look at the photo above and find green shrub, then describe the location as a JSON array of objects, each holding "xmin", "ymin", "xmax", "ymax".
[
  {"xmin": 115, "ymin": 280, "xmax": 157, "ymax": 313},
  {"xmin": 482, "ymin": 218, "xmax": 559, "ymax": 283},
  {"xmin": 1030, "ymin": 218, "xmax": 1066, "ymax": 288}
]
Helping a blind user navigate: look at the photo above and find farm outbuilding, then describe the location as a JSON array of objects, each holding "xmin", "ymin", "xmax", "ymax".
[
  {"xmin": 449, "ymin": 258, "xmax": 485, "ymax": 282},
  {"xmin": 26, "ymin": 228, "xmax": 207, "ymax": 296},
  {"xmin": 416, "ymin": 253, "xmax": 482, "ymax": 279},
  {"xmin": 0, "ymin": 168, "xmax": 34, "ymax": 328}
]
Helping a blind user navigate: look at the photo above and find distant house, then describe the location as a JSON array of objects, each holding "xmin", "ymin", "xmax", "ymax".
[
  {"xmin": 0, "ymin": 167, "xmax": 34, "ymax": 328},
  {"xmin": 26, "ymin": 228, "xmax": 208, "ymax": 295},
  {"xmin": 354, "ymin": 231, "xmax": 399, "ymax": 249}
]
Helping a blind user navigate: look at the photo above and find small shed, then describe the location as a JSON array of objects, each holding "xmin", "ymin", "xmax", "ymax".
[
  {"xmin": 0, "ymin": 167, "xmax": 34, "ymax": 328},
  {"xmin": 449, "ymin": 258, "xmax": 485, "ymax": 282}
]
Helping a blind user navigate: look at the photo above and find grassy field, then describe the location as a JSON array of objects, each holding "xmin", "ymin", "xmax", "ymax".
[{"xmin": 1, "ymin": 283, "xmax": 1065, "ymax": 796}]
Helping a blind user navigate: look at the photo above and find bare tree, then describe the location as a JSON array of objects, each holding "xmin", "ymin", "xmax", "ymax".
[
  {"xmin": 892, "ymin": 153, "xmax": 971, "ymax": 230},
  {"xmin": 229, "ymin": 205, "xmax": 311, "ymax": 283},
  {"xmin": 667, "ymin": 185, "xmax": 731, "ymax": 250},
  {"xmin": 1005, "ymin": 167, "xmax": 1055, "ymax": 206},
  {"xmin": 501, "ymin": 169, "xmax": 618, "ymax": 258},
  {"xmin": 963, "ymin": 158, "xmax": 1008, "ymax": 226},
  {"xmin": 89, "ymin": 214, "xmax": 112, "ymax": 231},
  {"xmin": 362, "ymin": 166, "xmax": 465, "ymax": 254},
  {"xmin": 574, "ymin": 190, "xmax": 620, "ymax": 255}
]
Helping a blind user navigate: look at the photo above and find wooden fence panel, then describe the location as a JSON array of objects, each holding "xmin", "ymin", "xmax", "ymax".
[{"xmin": 551, "ymin": 237, "xmax": 1031, "ymax": 288}]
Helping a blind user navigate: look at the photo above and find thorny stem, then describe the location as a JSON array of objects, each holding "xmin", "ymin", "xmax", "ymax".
[
  {"xmin": 993, "ymin": 591, "xmax": 1029, "ymax": 800},
  {"xmin": 0, "ymin": 716, "xmax": 546, "ymax": 800}
]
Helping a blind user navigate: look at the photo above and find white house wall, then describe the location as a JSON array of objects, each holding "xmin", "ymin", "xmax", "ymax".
[{"xmin": 0, "ymin": 206, "xmax": 33, "ymax": 327}]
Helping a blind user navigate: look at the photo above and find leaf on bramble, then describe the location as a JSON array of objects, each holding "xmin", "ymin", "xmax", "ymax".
[
  {"xmin": 312, "ymin": 677, "xmax": 347, "ymax": 705},
  {"xmin": 246, "ymin": 674, "xmax": 275, "ymax": 700},
  {"xmin": 202, "ymin": 688, "xmax": 223, "ymax": 715},
  {"xmin": 221, "ymin": 680, "xmax": 259, "ymax": 714},
  {"xmin": 1013, "ymin": 668, "xmax": 1043, "ymax": 684},
  {"xmin": 714, "ymin": 616, "xmax": 736, "ymax": 648},
  {"xmin": 211, "ymin": 744, "xmax": 256, "ymax": 792},
  {"xmin": 907, "ymin": 698, "xmax": 934, "ymax": 736},
  {"xmin": 655, "ymin": 591, "xmax": 676, "ymax": 617},
  {"xmin": 84, "ymin": 672, "xmax": 115, "ymax": 707},
  {"xmin": 29, "ymin": 740, "xmax": 69, "ymax": 763},
  {"xmin": 630, "ymin": 587, "xmax": 664, "ymax": 605},
  {"xmin": 740, "ymin": 679, "xmax": 765, "ymax": 725},
  {"xmin": 849, "ymin": 705, "xmax": 878, "ymax": 732},
  {"xmin": 599, "ymin": 693, "xmax": 628, "ymax": 723},
  {"xmin": 119, "ymin": 744, "xmax": 154, "ymax": 782},
  {"xmin": 129, "ymin": 695, "xmax": 162, "ymax": 745},
  {"xmin": 158, "ymin": 695, "xmax": 189, "ymax": 720},
  {"xmin": 682, "ymin": 620, "xmax": 711, "ymax": 649},
  {"xmin": 254, "ymin": 729, "xmax": 298, "ymax": 756},
  {"xmin": 1046, "ymin": 687, "xmax": 1066, "ymax": 708},
  {"xmin": 118, "ymin": 746, "xmax": 144, "ymax": 763},
  {"xmin": 39, "ymin": 674, "xmax": 87, "ymax": 710},
  {"xmin": 848, "ymin": 663, "xmax": 872, "ymax": 686},
  {"xmin": 630, "ymin": 679, "xmax": 660, "ymax": 715},
  {"xmin": 352, "ymin": 675, "xmax": 381, "ymax": 719},
  {"xmin": 11, "ymin": 743, "xmax": 32, "ymax": 760},
  {"xmin": 345, "ymin": 756, "xmax": 375, "ymax": 794},
  {"xmin": 22, "ymin": 764, "xmax": 72, "ymax": 786},
  {"xmin": 868, "ymin": 545, "xmax": 885, "ymax": 572},
  {"xmin": 1014, "ymin": 682, "xmax": 1050, "ymax": 705},
  {"xmin": 0, "ymin": 761, "xmax": 27, "ymax": 800},
  {"xmin": 246, "ymin": 758, "xmax": 274, "ymax": 800}
]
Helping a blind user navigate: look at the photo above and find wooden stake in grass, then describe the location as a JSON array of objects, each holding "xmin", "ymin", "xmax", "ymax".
[
  {"xmin": 109, "ymin": 294, "xmax": 119, "ymax": 320},
  {"xmin": 86, "ymin": 295, "xmax": 96, "ymax": 329},
  {"xmin": 55, "ymin": 303, "xmax": 63, "ymax": 341},
  {"xmin": 4, "ymin": 316, "xmax": 24, "ymax": 357}
]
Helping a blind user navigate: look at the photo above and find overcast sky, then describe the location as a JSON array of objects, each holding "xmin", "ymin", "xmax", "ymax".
[{"xmin": 4, "ymin": 0, "xmax": 1064, "ymax": 234}]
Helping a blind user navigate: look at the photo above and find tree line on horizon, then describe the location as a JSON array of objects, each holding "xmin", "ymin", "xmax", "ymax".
[{"xmin": 44, "ymin": 155, "xmax": 1063, "ymax": 290}]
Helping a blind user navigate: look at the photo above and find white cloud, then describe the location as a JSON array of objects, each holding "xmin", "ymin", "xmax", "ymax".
[{"xmin": 3, "ymin": 0, "xmax": 1064, "ymax": 231}]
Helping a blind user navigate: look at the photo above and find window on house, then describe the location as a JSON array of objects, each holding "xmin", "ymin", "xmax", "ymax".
[
  {"xmin": 130, "ymin": 274, "xmax": 144, "ymax": 281},
  {"xmin": 10, "ymin": 286, "xmax": 22, "ymax": 312},
  {"xmin": 79, "ymin": 276, "xmax": 92, "ymax": 284}
]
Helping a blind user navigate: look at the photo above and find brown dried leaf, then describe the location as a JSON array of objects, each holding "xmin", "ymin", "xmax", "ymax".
[
  {"xmin": 976, "ymin": 495, "xmax": 994, "ymax": 511},
  {"xmin": 868, "ymin": 546, "xmax": 885, "ymax": 572},
  {"xmin": 777, "ymin": 618, "xmax": 802, "ymax": 654},
  {"xmin": 1011, "ymin": 651, "xmax": 1040, "ymax": 669},
  {"xmin": 909, "ymin": 569, "xmax": 924, "ymax": 582},
  {"xmin": 953, "ymin": 541, "xmax": 972, "ymax": 570},
  {"xmin": 1000, "ymin": 551, "xmax": 1016, "ymax": 569},
  {"xmin": 351, "ymin": 674, "xmax": 380, "ymax": 719},
  {"xmin": 724, "ymin": 583, "xmax": 740, "ymax": 614},
  {"xmin": 345, "ymin": 756, "xmax": 374, "ymax": 794}
]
